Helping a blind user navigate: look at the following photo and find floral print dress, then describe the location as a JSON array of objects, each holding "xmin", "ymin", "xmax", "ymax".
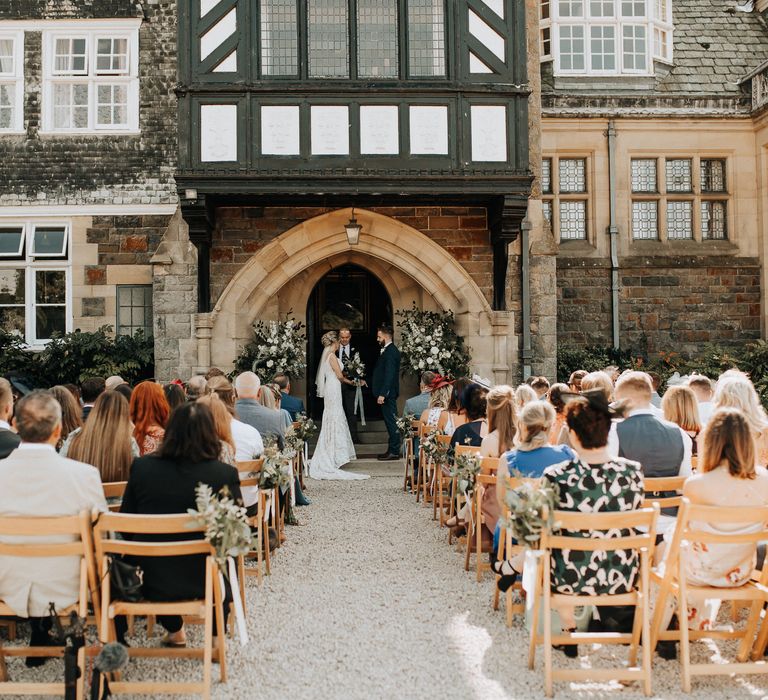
[{"xmin": 543, "ymin": 457, "xmax": 644, "ymax": 595}]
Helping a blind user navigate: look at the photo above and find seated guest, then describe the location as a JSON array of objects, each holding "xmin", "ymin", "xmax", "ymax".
[
  {"xmin": 261, "ymin": 383, "xmax": 292, "ymax": 429},
  {"xmin": 51, "ymin": 386, "xmax": 83, "ymax": 452},
  {"xmin": 119, "ymin": 403, "xmax": 242, "ymax": 647},
  {"xmin": 196, "ymin": 394, "xmax": 236, "ymax": 465},
  {"xmin": 114, "ymin": 383, "xmax": 133, "ymax": 402},
  {"xmin": 656, "ymin": 408, "xmax": 768, "ymax": 636},
  {"xmin": 568, "ymin": 370, "xmax": 587, "ymax": 393},
  {"xmin": 420, "ymin": 377, "xmax": 453, "ymax": 428},
  {"xmin": 129, "ymin": 381, "xmax": 170, "ymax": 456},
  {"xmin": 0, "ymin": 378, "xmax": 20, "ymax": 459},
  {"xmin": 235, "ymin": 372, "xmax": 285, "ymax": 448},
  {"xmin": 612, "ymin": 371, "xmax": 692, "ymax": 477},
  {"xmin": 273, "ymin": 374, "xmax": 305, "ymax": 420},
  {"xmin": 63, "ymin": 383, "xmax": 81, "ymax": 405},
  {"xmin": 164, "ymin": 382, "xmax": 187, "ymax": 412},
  {"xmin": 186, "ymin": 375, "xmax": 209, "ymax": 401},
  {"xmin": 494, "ymin": 390, "xmax": 643, "ymax": 653},
  {"xmin": 437, "ymin": 376, "xmax": 471, "ymax": 435},
  {"xmin": 514, "ymin": 383, "xmax": 537, "ymax": 413},
  {"xmin": 580, "ymin": 370, "xmax": 614, "ymax": 402},
  {"xmin": 648, "ymin": 371, "xmax": 663, "ymax": 408},
  {"xmin": 688, "ymin": 374, "xmax": 714, "ymax": 427},
  {"xmin": 404, "ymin": 371, "xmax": 436, "ymax": 419},
  {"xmin": 105, "ymin": 375, "xmax": 125, "ymax": 391},
  {"xmin": 80, "ymin": 376, "xmax": 106, "ymax": 421},
  {"xmin": 547, "ymin": 383, "xmax": 570, "ymax": 444},
  {"xmin": 0, "ymin": 391, "xmax": 107, "ymax": 660},
  {"xmin": 450, "ymin": 384, "xmax": 489, "ymax": 449},
  {"xmin": 205, "ymin": 367, "xmax": 225, "ymax": 381},
  {"xmin": 713, "ymin": 370, "xmax": 768, "ymax": 466},
  {"xmin": 662, "ymin": 385, "xmax": 702, "ymax": 457},
  {"xmin": 63, "ymin": 391, "xmax": 139, "ymax": 482},
  {"xmin": 530, "ymin": 376, "xmax": 550, "ymax": 399},
  {"xmin": 603, "ymin": 365, "xmax": 620, "ymax": 384}
]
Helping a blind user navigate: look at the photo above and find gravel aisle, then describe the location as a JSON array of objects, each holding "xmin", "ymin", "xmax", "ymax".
[{"xmin": 218, "ymin": 474, "xmax": 768, "ymax": 700}]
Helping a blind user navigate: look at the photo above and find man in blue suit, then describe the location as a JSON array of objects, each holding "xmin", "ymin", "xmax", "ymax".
[
  {"xmin": 372, "ymin": 324, "xmax": 401, "ymax": 461},
  {"xmin": 273, "ymin": 374, "xmax": 305, "ymax": 420}
]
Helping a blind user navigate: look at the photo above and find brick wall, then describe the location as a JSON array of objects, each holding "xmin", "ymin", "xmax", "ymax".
[
  {"xmin": 210, "ymin": 206, "xmax": 494, "ymax": 306},
  {"xmin": 0, "ymin": 1, "xmax": 177, "ymax": 207},
  {"xmin": 557, "ymin": 256, "xmax": 761, "ymax": 355}
]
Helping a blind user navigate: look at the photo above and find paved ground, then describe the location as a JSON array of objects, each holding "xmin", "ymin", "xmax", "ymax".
[{"xmin": 6, "ymin": 464, "xmax": 768, "ymax": 698}]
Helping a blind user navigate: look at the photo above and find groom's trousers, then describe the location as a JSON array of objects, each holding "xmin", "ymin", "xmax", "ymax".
[{"xmin": 381, "ymin": 397, "xmax": 400, "ymax": 456}]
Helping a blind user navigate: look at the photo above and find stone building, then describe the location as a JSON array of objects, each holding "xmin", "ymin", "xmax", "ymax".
[{"xmin": 540, "ymin": 0, "xmax": 768, "ymax": 357}]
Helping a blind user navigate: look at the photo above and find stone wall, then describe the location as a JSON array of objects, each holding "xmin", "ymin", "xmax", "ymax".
[
  {"xmin": 210, "ymin": 206, "xmax": 494, "ymax": 307},
  {"xmin": 557, "ymin": 256, "xmax": 761, "ymax": 355}
]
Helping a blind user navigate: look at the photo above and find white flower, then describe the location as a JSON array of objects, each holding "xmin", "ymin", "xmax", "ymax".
[
  {"xmin": 427, "ymin": 357, "xmax": 434, "ymax": 365},
  {"xmin": 418, "ymin": 360, "xmax": 425, "ymax": 369},
  {"xmin": 271, "ymin": 345, "xmax": 278, "ymax": 352},
  {"xmin": 266, "ymin": 360, "xmax": 274, "ymax": 368},
  {"xmin": 430, "ymin": 346, "xmax": 439, "ymax": 355}
]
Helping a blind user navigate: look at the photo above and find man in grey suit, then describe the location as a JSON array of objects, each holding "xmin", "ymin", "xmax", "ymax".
[
  {"xmin": 403, "ymin": 371, "xmax": 436, "ymax": 419},
  {"xmin": 0, "ymin": 391, "xmax": 107, "ymax": 661},
  {"xmin": 234, "ymin": 372, "xmax": 285, "ymax": 449}
]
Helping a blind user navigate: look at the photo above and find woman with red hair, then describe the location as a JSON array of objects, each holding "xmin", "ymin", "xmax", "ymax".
[{"xmin": 129, "ymin": 381, "xmax": 170, "ymax": 456}]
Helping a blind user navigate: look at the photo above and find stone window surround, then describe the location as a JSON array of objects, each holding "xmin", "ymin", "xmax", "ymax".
[
  {"xmin": 31, "ymin": 19, "xmax": 141, "ymax": 135},
  {"xmin": 629, "ymin": 154, "xmax": 731, "ymax": 243},
  {"xmin": 542, "ymin": 153, "xmax": 593, "ymax": 243},
  {"xmin": 0, "ymin": 219, "xmax": 72, "ymax": 346},
  {"xmin": 541, "ymin": 0, "xmax": 673, "ymax": 76},
  {"xmin": 0, "ymin": 30, "xmax": 24, "ymax": 134}
]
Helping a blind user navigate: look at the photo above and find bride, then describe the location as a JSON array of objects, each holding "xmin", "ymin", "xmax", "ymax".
[{"xmin": 309, "ymin": 331, "xmax": 369, "ymax": 481}]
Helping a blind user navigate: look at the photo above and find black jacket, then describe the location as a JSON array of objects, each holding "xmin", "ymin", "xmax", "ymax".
[
  {"xmin": 372, "ymin": 344, "xmax": 401, "ymax": 400},
  {"xmin": 120, "ymin": 454, "xmax": 242, "ymax": 601},
  {"xmin": 0, "ymin": 428, "xmax": 20, "ymax": 459}
]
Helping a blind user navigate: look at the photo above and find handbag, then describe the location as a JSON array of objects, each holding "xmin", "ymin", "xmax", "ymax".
[{"xmin": 108, "ymin": 557, "xmax": 144, "ymax": 603}]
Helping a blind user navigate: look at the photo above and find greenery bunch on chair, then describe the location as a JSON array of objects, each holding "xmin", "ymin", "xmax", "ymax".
[
  {"xmin": 187, "ymin": 483, "xmax": 256, "ymax": 569},
  {"xmin": 503, "ymin": 478, "xmax": 560, "ymax": 547},
  {"xmin": 258, "ymin": 440, "xmax": 294, "ymax": 491},
  {"xmin": 395, "ymin": 304, "xmax": 471, "ymax": 378},
  {"xmin": 450, "ymin": 452, "xmax": 482, "ymax": 497},
  {"xmin": 234, "ymin": 316, "xmax": 307, "ymax": 379},
  {"xmin": 420, "ymin": 430, "xmax": 450, "ymax": 466},
  {"xmin": 395, "ymin": 413, "xmax": 417, "ymax": 441},
  {"xmin": 293, "ymin": 412, "xmax": 318, "ymax": 442}
]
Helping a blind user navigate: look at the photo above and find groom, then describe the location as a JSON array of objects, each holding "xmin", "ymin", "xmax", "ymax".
[
  {"xmin": 372, "ymin": 324, "xmax": 401, "ymax": 461},
  {"xmin": 337, "ymin": 327, "xmax": 358, "ymax": 443}
]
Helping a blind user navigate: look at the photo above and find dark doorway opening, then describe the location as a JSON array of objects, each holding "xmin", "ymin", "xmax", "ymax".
[{"xmin": 306, "ymin": 264, "xmax": 393, "ymax": 420}]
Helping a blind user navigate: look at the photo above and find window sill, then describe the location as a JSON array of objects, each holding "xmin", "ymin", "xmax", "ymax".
[
  {"xmin": 629, "ymin": 239, "xmax": 739, "ymax": 254},
  {"xmin": 0, "ymin": 130, "xmax": 26, "ymax": 136},
  {"xmin": 558, "ymin": 239, "xmax": 598, "ymax": 254},
  {"xmin": 38, "ymin": 129, "xmax": 141, "ymax": 136}
]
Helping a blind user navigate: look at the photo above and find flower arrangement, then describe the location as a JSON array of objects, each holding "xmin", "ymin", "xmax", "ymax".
[
  {"xmin": 503, "ymin": 478, "xmax": 560, "ymax": 547},
  {"xmin": 450, "ymin": 451, "xmax": 482, "ymax": 497},
  {"xmin": 234, "ymin": 316, "xmax": 307, "ymax": 379},
  {"xmin": 187, "ymin": 483, "xmax": 256, "ymax": 569},
  {"xmin": 258, "ymin": 439, "xmax": 294, "ymax": 491},
  {"xmin": 420, "ymin": 430, "xmax": 450, "ymax": 466},
  {"xmin": 395, "ymin": 413, "xmax": 417, "ymax": 441},
  {"xmin": 395, "ymin": 304, "xmax": 471, "ymax": 378},
  {"xmin": 344, "ymin": 352, "xmax": 366, "ymax": 384}
]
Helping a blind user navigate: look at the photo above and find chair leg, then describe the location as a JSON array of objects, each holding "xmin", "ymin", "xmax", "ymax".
[
  {"xmin": 543, "ymin": 559, "xmax": 554, "ymax": 698},
  {"xmin": 202, "ymin": 564, "xmax": 213, "ymax": 700},
  {"xmin": 212, "ymin": 572, "xmax": 227, "ymax": 684},
  {"xmin": 528, "ymin": 558, "xmax": 542, "ymax": 670},
  {"xmin": 752, "ymin": 604, "xmax": 768, "ymax": 660},
  {"xmin": 464, "ymin": 520, "xmax": 472, "ymax": 572},
  {"xmin": 0, "ymin": 642, "xmax": 7, "ymax": 682},
  {"xmin": 738, "ymin": 600, "xmax": 763, "ymax": 662},
  {"xmin": 640, "ymin": 552, "xmax": 653, "ymax": 697},
  {"xmin": 678, "ymin": 553, "xmax": 692, "ymax": 693}
]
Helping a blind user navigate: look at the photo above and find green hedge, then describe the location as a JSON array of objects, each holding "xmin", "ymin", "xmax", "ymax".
[{"xmin": 0, "ymin": 326, "xmax": 155, "ymax": 388}]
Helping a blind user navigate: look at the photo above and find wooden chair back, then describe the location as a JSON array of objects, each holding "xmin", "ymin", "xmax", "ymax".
[
  {"xmin": 236, "ymin": 458, "xmax": 264, "ymax": 475},
  {"xmin": 0, "ymin": 510, "xmax": 96, "ymax": 698},
  {"xmin": 92, "ymin": 511, "xmax": 226, "ymax": 696},
  {"xmin": 103, "ymin": 480, "xmax": 128, "ymax": 512},
  {"xmin": 238, "ymin": 473, "xmax": 270, "ymax": 581},
  {"xmin": 531, "ymin": 505, "xmax": 660, "ymax": 697},
  {"xmin": 455, "ymin": 444, "xmax": 481, "ymax": 458},
  {"xmin": 642, "ymin": 475, "xmax": 686, "ymax": 510}
]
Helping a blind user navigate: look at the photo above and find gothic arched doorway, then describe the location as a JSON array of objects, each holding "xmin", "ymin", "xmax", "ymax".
[{"xmin": 306, "ymin": 263, "xmax": 393, "ymax": 419}]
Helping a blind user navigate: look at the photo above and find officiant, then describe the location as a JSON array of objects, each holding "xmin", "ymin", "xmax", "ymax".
[{"xmin": 338, "ymin": 327, "xmax": 359, "ymax": 443}]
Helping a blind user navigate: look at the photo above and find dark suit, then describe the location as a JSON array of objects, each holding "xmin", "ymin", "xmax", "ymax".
[
  {"xmin": 120, "ymin": 454, "xmax": 242, "ymax": 631},
  {"xmin": 280, "ymin": 393, "xmax": 305, "ymax": 421},
  {"xmin": 0, "ymin": 428, "xmax": 20, "ymax": 459},
  {"xmin": 338, "ymin": 344, "xmax": 358, "ymax": 442},
  {"xmin": 372, "ymin": 343, "xmax": 401, "ymax": 455}
]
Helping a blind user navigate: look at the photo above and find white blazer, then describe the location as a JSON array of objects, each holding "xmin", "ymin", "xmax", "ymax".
[{"xmin": 0, "ymin": 444, "xmax": 107, "ymax": 617}]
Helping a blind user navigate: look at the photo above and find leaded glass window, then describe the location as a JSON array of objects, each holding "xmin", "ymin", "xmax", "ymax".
[
  {"xmin": 308, "ymin": 0, "xmax": 349, "ymax": 78},
  {"xmin": 559, "ymin": 201, "xmax": 586, "ymax": 240},
  {"xmin": 260, "ymin": 0, "xmax": 299, "ymax": 76},
  {"xmin": 631, "ymin": 158, "xmax": 656, "ymax": 193},
  {"xmin": 542, "ymin": 200, "xmax": 552, "ymax": 224},
  {"xmin": 357, "ymin": 0, "xmax": 398, "ymax": 78},
  {"xmin": 542, "ymin": 158, "xmax": 552, "ymax": 194},
  {"xmin": 701, "ymin": 159, "xmax": 726, "ymax": 193},
  {"xmin": 632, "ymin": 200, "xmax": 657, "ymax": 239},
  {"xmin": 665, "ymin": 158, "xmax": 692, "ymax": 193},
  {"xmin": 558, "ymin": 158, "xmax": 586, "ymax": 193},
  {"xmin": 407, "ymin": 0, "xmax": 446, "ymax": 77},
  {"xmin": 666, "ymin": 201, "xmax": 692, "ymax": 239},
  {"xmin": 702, "ymin": 201, "xmax": 727, "ymax": 240},
  {"xmin": 117, "ymin": 285, "xmax": 153, "ymax": 337}
]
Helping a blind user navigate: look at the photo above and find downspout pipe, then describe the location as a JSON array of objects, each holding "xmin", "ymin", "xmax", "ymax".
[
  {"xmin": 521, "ymin": 218, "xmax": 533, "ymax": 380},
  {"xmin": 607, "ymin": 120, "xmax": 620, "ymax": 350}
]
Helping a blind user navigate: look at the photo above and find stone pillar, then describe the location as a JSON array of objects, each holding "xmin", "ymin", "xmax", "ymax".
[
  {"xmin": 491, "ymin": 311, "xmax": 515, "ymax": 384},
  {"xmin": 194, "ymin": 312, "xmax": 214, "ymax": 374}
]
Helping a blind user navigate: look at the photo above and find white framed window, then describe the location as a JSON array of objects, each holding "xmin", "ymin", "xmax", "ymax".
[
  {"xmin": 0, "ymin": 32, "xmax": 24, "ymax": 133},
  {"xmin": 549, "ymin": 0, "xmax": 672, "ymax": 75},
  {"xmin": 0, "ymin": 221, "xmax": 71, "ymax": 345},
  {"xmin": 42, "ymin": 24, "xmax": 139, "ymax": 133},
  {"xmin": 542, "ymin": 155, "xmax": 590, "ymax": 241}
]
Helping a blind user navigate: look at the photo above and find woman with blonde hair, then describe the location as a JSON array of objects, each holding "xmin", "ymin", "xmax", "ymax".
[
  {"xmin": 437, "ymin": 376, "xmax": 471, "ymax": 435},
  {"xmin": 419, "ymin": 377, "xmax": 453, "ymax": 427},
  {"xmin": 196, "ymin": 393, "xmax": 236, "ymax": 465},
  {"xmin": 481, "ymin": 385, "xmax": 517, "ymax": 458},
  {"xmin": 51, "ymin": 385, "xmax": 83, "ymax": 452},
  {"xmin": 581, "ymin": 370, "xmax": 614, "ymax": 401},
  {"xmin": 713, "ymin": 371, "xmax": 768, "ymax": 465},
  {"xmin": 65, "ymin": 391, "xmax": 139, "ymax": 482},
  {"xmin": 662, "ymin": 385, "xmax": 702, "ymax": 455},
  {"xmin": 547, "ymin": 383, "xmax": 570, "ymax": 444},
  {"xmin": 514, "ymin": 383, "xmax": 537, "ymax": 412},
  {"xmin": 207, "ymin": 375, "xmax": 236, "ymax": 416}
]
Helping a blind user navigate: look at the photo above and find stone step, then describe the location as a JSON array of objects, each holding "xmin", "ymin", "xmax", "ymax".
[
  {"xmin": 356, "ymin": 431, "xmax": 390, "ymax": 444},
  {"xmin": 344, "ymin": 458, "xmax": 404, "ymax": 477}
]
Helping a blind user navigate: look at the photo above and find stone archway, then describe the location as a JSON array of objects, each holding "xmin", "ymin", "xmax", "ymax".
[{"xmin": 194, "ymin": 208, "xmax": 517, "ymax": 386}]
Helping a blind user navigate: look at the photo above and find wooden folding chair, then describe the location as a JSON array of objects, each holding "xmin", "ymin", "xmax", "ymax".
[
  {"xmin": 464, "ymin": 458, "xmax": 501, "ymax": 582},
  {"xmin": 0, "ymin": 510, "xmax": 97, "ymax": 699},
  {"xmin": 642, "ymin": 475, "xmax": 686, "ymax": 510},
  {"xmin": 93, "ymin": 512, "xmax": 227, "ymax": 698},
  {"xmin": 237, "ymin": 458, "xmax": 269, "ymax": 583},
  {"xmin": 402, "ymin": 420, "xmax": 420, "ymax": 492},
  {"xmin": 529, "ymin": 505, "xmax": 659, "ymax": 697},
  {"xmin": 415, "ymin": 424, "xmax": 437, "ymax": 504},
  {"xmin": 103, "ymin": 481, "xmax": 128, "ymax": 512},
  {"xmin": 449, "ymin": 445, "xmax": 481, "ymax": 546},
  {"xmin": 650, "ymin": 499, "xmax": 768, "ymax": 692},
  {"xmin": 434, "ymin": 434, "xmax": 452, "ymax": 524}
]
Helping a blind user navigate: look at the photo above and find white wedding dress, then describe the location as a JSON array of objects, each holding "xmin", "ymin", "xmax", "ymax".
[{"xmin": 309, "ymin": 351, "xmax": 369, "ymax": 481}]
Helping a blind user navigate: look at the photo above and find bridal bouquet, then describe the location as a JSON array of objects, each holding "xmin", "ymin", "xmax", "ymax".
[
  {"xmin": 234, "ymin": 316, "xmax": 307, "ymax": 379},
  {"xmin": 345, "ymin": 352, "xmax": 366, "ymax": 384},
  {"xmin": 450, "ymin": 451, "xmax": 482, "ymax": 497},
  {"xmin": 396, "ymin": 304, "xmax": 471, "ymax": 378},
  {"xmin": 503, "ymin": 478, "xmax": 560, "ymax": 547}
]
